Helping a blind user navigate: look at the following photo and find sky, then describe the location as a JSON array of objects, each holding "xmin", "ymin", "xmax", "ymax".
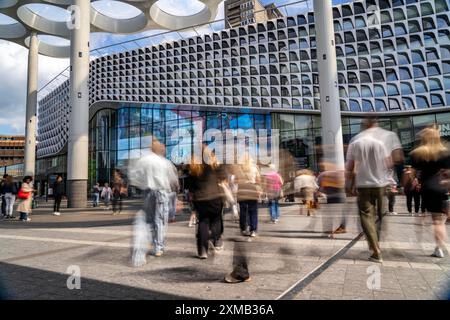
[{"xmin": 0, "ymin": 0, "xmax": 352, "ymax": 135}]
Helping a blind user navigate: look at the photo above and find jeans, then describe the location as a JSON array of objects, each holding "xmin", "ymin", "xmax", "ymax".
[
  {"xmin": 168, "ymin": 192, "xmax": 177, "ymax": 220},
  {"xmin": 54, "ymin": 195, "xmax": 62, "ymax": 212},
  {"xmin": 357, "ymin": 187, "xmax": 385, "ymax": 253},
  {"xmin": 92, "ymin": 193, "xmax": 99, "ymax": 207},
  {"xmin": 143, "ymin": 189, "xmax": 170, "ymax": 253},
  {"xmin": 239, "ymin": 200, "xmax": 258, "ymax": 232},
  {"xmin": 19, "ymin": 212, "xmax": 28, "ymax": 220},
  {"xmin": 194, "ymin": 199, "xmax": 223, "ymax": 255},
  {"xmin": 269, "ymin": 198, "xmax": 280, "ymax": 220},
  {"xmin": 406, "ymin": 191, "xmax": 422, "ymax": 213},
  {"xmin": 4, "ymin": 193, "xmax": 15, "ymax": 217}
]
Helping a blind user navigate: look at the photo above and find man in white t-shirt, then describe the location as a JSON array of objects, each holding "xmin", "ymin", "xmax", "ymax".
[{"xmin": 346, "ymin": 118, "xmax": 400, "ymax": 263}]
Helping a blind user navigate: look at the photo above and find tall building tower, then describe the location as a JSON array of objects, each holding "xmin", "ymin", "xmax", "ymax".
[{"xmin": 224, "ymin": 0, "xmax": 283, "ymax": 28}]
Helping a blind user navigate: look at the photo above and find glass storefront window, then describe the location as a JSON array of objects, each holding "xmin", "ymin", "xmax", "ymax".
[
  {"xmin": 117, "ymin": 108, "xmax": 129, "ymax": 127},
  {"xmin": 141, "ymin": 108, "xmax": 152, "ymax": 123},
  {"xmin": 279, "ymin": 114, "xmax": 295, "ymax": 131},
  {"xmin": 129, "ymin": 126, "xmax": 140, "ymax": 149},
  {"xmin": 130, "ymin": 108, "xmax": 141, "ymax": 126},
  {"xmin": 436, "ymin": 112, "xmax": 450, "ymax": 124},
  {"xmin": 140, "ymin": 124, "xmax": 152, "ymax": 149},
  {"xmin": 413, "ymin": 114, "xmax": 436, "ymax": 135},
  {"xmin": 237, "ymin": 114, "xmax": 254, "ymax": 129},
  {"xmin": 295, "ymin": 115, "xmax": 312, "ymax": 130},
  {"xmin": 117, "ymin": 127, "xmax": 129, "ymax": 150}
]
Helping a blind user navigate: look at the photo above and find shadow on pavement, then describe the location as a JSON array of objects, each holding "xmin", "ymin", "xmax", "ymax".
[{"xmin": 0, "ymin": 262, "xmax": 192, "ymax": 300}]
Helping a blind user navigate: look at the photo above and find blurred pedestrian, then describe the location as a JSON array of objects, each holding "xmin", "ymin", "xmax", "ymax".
[
  {"xmin": 92, "ymin": 182, "xmax": 100, "ymax": 207},
  {"xmin": 385, "ymin": 169, "xmax": 398, "ymax": 215},
  {"xmin": 402, "ymin": 165, "xmax": 422, "ymax": 215},
  {"xmin": 265, "ymin": 164, "xmax": 283, "ymax": 223},
  {"xmin": 236, "ymin": 157, "xmax": 261, "ymax": 237},
  {"xmin": 411, "ymin": 127, "xmax": 450, "ymax": 258},
  {"xmin": 17, "ymin": 176, "xmax": 34, "ymax": 222},
  {"xmin": 52, "ymin": 175, "xmax": 64, "ymax": 216},
  {"xmin": 1, "ymin": 175, "xmax": 17, "ymax": 219},
  {"xmin": 317, "ymin": 161, "xmax": 347, "ymax": 236},
  {"xmin": 187, "ymin": 147, "xmax": 226, "ymax": 259},
  {"xmin": 112, "ymin": 170, "xmax": 126, "ymax": 215},
  {"xmin": 294, "ymin": 169, "xmax": 319, "ymax": 216},
  {"xmin": 346, "ymin": 118, "xmax": 396, "ymax": 263},
  {"xmin": 0, "ymin": 174, "xmax": 7, "ymax": 217},
  {"xmin": 101, "ymin": 182, "xmax": 112, "ymax": 210},
  {"xmin": 128, "ymin": 138, "xmax": 179, "ymax": 261}
]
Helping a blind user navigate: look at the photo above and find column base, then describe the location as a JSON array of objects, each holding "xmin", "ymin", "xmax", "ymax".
[{"xmin": 67, "ymin": 179, "xmax": 87, "ymax": 208}]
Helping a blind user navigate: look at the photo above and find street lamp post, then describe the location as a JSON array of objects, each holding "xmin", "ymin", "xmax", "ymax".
[
  {"xmin": 66, "ymin": 0, "xmax": 91, "ymax": 208},
  {"xmin": 314, "ymin": 0, "xmax": 346, "ymax": 172},
  {"xmin": 24, "ymin": 31, "xmax": 38, "ymax": 178}
]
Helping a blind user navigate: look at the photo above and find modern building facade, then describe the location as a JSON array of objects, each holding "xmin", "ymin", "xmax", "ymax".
[
  {"xmin": 225, "ymin": 0, "xmax": 283, "ymax": 28},
  {"xmin": 36, "ymin": 0, "xmax": 450, "ymax": 194},
  {"xmin": 0, "ymin": 135, "xmax": 25, "ymax": 167}
]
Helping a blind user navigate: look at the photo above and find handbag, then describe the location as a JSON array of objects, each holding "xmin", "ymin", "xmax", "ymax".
[{"xmin": 17, "ymin": 188, "xmax": 31, "ymax": 200}]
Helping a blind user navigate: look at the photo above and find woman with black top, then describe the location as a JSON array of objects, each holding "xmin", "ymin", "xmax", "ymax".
[
  {"xmin": 411, "ymin": 127, "xmax": 450, "ymax": 258},
  {"xmin": 187, "ymin": 147, "xmax": 225, "ymax": 259},
  {"xmin": 52, "ymin": 176, "xmax": 64, "ymax": 216}
]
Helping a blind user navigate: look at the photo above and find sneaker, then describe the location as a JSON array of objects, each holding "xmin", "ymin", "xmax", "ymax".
[
  {"xmin": 53, "ymin": 212, "xmax": 60, "ymax": 216},
  {"xmin": 224, "ymin": 273, "xmax": 251, "ymax": 283},
  {"xmin": 22, "ymin": 218, "xmax": 31, "ymax": 222},
  {"xmin": 431, "ymin": 247, "xmax": 444, "ymax": 258},
  {"xmin": 390, "ymin": 212, "xmax": 398, "ymax": 215},
  {"xmin": 369, "ymin": 254, "xmax": 383, "ymax": 263},
  {"xmin": 250, "ymin": 231, "xmax": 257, "ymax": 237},
  {"xmin": 198, "ymin": 251, "xmax": 208, "ymax": 259},
  {"xmin": 154, "ymin": 251, "xmax": 164, "ymax": 257},
  {"xmin": 241, "ymin": 230, "xmax": 250, "ymax": 236}
]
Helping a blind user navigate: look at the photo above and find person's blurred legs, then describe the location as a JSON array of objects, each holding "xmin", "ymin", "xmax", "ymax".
[
  {"xmin": 431, "ymin": 214, "xmax": 447, "ymax": 258},
  {"xmin": 357, "ymin": 188, "xmax": 382, "ymax": 261},
  {"xmin": 197, "ymin": 214, "xmax": 210, "ymax": 257},
  {"xmin": 413, "ymin": 192, "xmax": 421, "ymax": 214},
  {"xmin": 239, "ymin": 201, "xmax": 249, "ymax": 234},
  {"xmin": 248, "ymin": 200, "xmax": 258, "ymax": 234}
]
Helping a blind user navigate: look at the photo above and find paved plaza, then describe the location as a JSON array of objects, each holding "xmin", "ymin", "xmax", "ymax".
[{"xmin": 0, "ymin": 197, "xmax": 449, "ymax": 300}]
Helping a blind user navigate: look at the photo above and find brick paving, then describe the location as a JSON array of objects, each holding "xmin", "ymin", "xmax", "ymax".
[{"xmin": 0, "ymin": 196, "xmax": 448, "ymax": 300}]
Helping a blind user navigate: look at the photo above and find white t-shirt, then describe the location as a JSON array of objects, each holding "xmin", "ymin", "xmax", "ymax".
[
  {"xmin": 347, "ymin": 132, "xmax": 391, "ymax": 188},
  {"xmin": 367, "ymin": 127, "xmax": 402, "ymax": 154},
  {"xmin": 128, "ymin": 152, "xmax": 179, "ymax": 192}
]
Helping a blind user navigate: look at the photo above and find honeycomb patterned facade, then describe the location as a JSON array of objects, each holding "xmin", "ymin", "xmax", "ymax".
[{"xmin": 38, "ymin": 0, "xmax": 450, "ymax": 158}]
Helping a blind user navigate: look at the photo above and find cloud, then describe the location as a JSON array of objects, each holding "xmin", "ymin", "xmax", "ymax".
[{"xmin": 0, "ymin": 40, "xmax": 69, "ymax": 135}]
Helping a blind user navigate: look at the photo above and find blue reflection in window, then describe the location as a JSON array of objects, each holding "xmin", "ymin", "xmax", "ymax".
[
  {"xmin": 153, "ymin": 109, "xmax": 165, "ymax": 122},
  {"xmin": 117, "ymin": 108, "xmax": 129, "ymax": 127},
  {"xmin": 117, "ymin": 127, "xmax": 128, "ymax": 150},
  {"xmin": 166, "ymin": 108, "xmax": 178, "ymax": 121},
  {"xmin": 237, "ymin": 114, "xmax": 254, "ymax": 129},
  {"xmin": 141, "ymin": 108, "xmax": 152, "ymax": 123},
  {"xmin": 222, "ymin": 113, "xmax": 238, "ymax": 130},
  {"xmin": 206, "ymin": 113, "xmax": 221, "ymax": 130},
  {"xmin": 130, "ymin": 108, "xmax": 140, "ymax": 126},
  {"xmin": 129, "ymin": 126, "xmax": 140, "ymax": 149}
]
